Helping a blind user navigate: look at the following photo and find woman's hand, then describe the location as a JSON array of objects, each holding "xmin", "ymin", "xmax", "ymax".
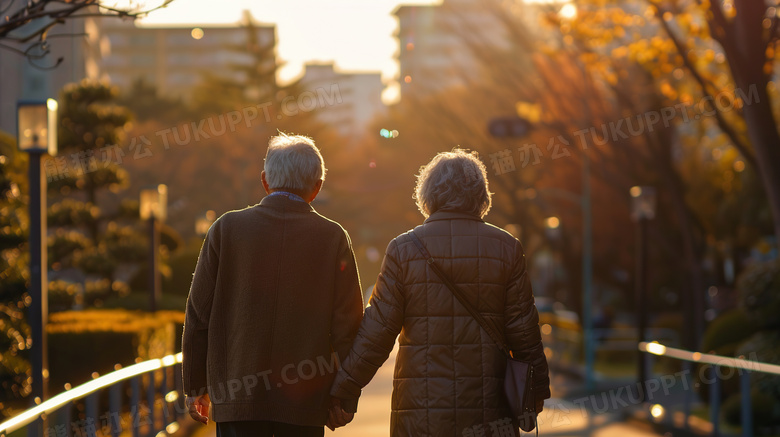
[{"xmin": 326, "ymin": 397, "xmax": 354, "ymax": 431}]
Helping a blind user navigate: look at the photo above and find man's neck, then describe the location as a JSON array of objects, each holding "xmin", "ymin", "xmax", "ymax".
[{"xmin": 267, "ymin": 190, "xmax": 308, "ymax": 203}]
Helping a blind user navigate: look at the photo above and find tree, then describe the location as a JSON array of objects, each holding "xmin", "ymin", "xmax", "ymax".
[
  {"xmin": 653, "ymin": 0, "xmax": 780, "ymax": 239},
  {"xmin": 0, "ymin": 0, "xmax": 173, "ymax": 68},
  {"xmin": 117, "ymin": 79, "xmax": 194, "ymax": 124},
  {"xmin": 190, "ymin": 11, "xmax": 297, "ymax": 115},
  {"xmin": 0, "ymin": 131, "xmax": 32, "ymax": 409},
  {"xmin": 372, "ymin": 0, "xmax": 757, "ymax": 349},
  {"xmin": 115, "ymin": 11, "xmax": 346, "ymax": 244},
  {"xmin": 49, "ymin": 80, "xmax": 146, "ymax": 306},
  {"xmin": 560, "ymin": 0, "xmax": 780, "ymax": 238},
  {"xmin": 537, "ymin": 0, "xmax": 780, "ymax": 344}
]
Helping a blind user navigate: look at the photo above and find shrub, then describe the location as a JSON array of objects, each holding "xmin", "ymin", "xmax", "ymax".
[
  {"xmin": 103, "ymin": 224, "xmax": 147, "ymax": 263},
  {"xmin": 722, "ymin": 390, "xmax": 780, "ymax": 432},
  {"xmin": 48, "ymin": 280, "xmax": 81, "ymax": 312},
  {"xmin": 83, "ymin": 279, "xmax": 130, "ymax": 307},
  {"xmin": 75, "ymin": 248, "xmax": 117, "ymax": 277},
  {"xmin": 735, "ymin": 330, "xmax": 780, "ymax": 402},
  {"xmin": 165, "ymin": 248, "xmax": 200, "ymax": 296},
  {"xmin": 736, "ymin": 259, "xmax": 780, "ymax": 329},
  {"xmin": 47, "ymin": 309, "xmax": 184, "ymax": 389},
  {"xmin": 47, "ymin": 199, "xmax": 98, "ymax": 228},
  {"xmin": 701, "ymin": 309, "xmax": 760, "ymax": 353},
  {"xmin": 695, "ymin": 309, "xmax": 759, "ymax": 404},
  {"xmin": 47, "ymin": 230, "xmax": 90, "ymax": 269}
]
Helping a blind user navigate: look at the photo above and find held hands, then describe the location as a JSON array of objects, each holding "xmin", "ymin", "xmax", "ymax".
[
  {"xmin": 186, "ymin": 393, "xmax": 211, "ymax": 425},
  {"xmin": 326, "ymin": 397, "xmax": 354, "ymax": 431}
]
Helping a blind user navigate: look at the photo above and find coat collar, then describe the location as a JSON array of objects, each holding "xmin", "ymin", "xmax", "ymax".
[
  {"xmin": 259, "ymin": 194, "xmax": 314, "ymax": 212},
  {"xmin": 423, "ymin": 210, "xmax": 484, "ymax": 224}
]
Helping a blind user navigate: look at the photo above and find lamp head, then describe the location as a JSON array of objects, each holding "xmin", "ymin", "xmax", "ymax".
[{"xmin": 17, "ymin": 99, "xmax": 58, "ymax": 155}]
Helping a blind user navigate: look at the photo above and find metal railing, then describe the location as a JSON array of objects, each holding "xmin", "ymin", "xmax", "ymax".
[
  {"xmin": 0, "ymin": 353, "xmax": 185, "ymax": 437},
  {"xmin": 639, "ymin": 341, "xmax": 780, "ymax": 437},
  {"xmin": 542, "ymin": 321, "xmax": 680, "ymax": 369}
]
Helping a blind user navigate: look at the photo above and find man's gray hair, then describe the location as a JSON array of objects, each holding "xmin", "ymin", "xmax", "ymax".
[
  {"xmin": 264, "ymin": 133, "xmax": 326, "ymax": 192},
  {"xmin": 414, "ymin": 149, "xmax": 492, "ymax": 218}
]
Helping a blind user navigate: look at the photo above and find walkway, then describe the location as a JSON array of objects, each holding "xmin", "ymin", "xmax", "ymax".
[{"xmin": 192, "ymin": 345, "xmax": 665, "ymax": 437}]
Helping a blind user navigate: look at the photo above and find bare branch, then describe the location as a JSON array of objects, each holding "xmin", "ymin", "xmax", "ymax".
[{"xmin": 0, "ymin": 0, "xmax": 175, "ymax": 67}]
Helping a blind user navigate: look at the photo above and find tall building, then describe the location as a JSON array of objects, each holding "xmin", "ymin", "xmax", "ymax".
[
  {"xmin": 99, "ymin": 11, "xmax": 275, "ymax": 100},
  {"xmin": 393, "ymin": 0, "xmax": 511, "ymax": 100},
  {"xmin": 299, "ymin": 62, "xmax": 385, "ymax": 140},
  {"xmin": 0, "ymin": 14, "xmax": 105, "ymax": 133}
]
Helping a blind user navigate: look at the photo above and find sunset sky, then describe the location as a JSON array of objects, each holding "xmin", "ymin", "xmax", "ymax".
[{"xmin": 137, "ymin": 0, "xmax": 440, "ymax": 96}]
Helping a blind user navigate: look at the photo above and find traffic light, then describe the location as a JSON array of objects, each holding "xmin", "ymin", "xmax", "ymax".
[{"xmin": 488, "ymin": 117, "xmax": 531, "ymax": 138}]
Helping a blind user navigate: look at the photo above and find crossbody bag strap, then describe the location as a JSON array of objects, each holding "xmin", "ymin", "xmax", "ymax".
[{"xmin": 407, "ymin": 231, "xmax": 512, "ymax": 357}]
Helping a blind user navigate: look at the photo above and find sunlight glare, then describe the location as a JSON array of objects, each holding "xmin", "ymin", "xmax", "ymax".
[{"xmin": 559, "ymin": 3, "xmax": 578, "ymax": 19}]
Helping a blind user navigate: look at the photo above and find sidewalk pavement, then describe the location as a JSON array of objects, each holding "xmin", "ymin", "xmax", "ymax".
[{"xmin": 189, "ymin": 345, "xmax": 669, "ymax": 437}]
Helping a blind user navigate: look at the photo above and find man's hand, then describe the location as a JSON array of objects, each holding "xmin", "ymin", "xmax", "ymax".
[
  {"xmin": 535, "ymin": 399, "xmax": 545, "ymax": 414},
  {"xmin": 325, "ymin": 397, "xmax": 354, "ymax": 431},
  {"xmin": 186, "ymin": 394, "xmax": 211, "ymax": 425}
]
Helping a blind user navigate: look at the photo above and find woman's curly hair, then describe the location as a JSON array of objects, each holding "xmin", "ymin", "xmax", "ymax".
[{"xmin": 414, "ymin": 148, "xmax": 492, "ymax": 218}]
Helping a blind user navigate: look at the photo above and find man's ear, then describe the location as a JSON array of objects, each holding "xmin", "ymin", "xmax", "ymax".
[
  {"xmin": 307, "ymin": 179, "xmax": 323, "ymax": 203},
  {"xmin": 261, "ymin": 171, "xmax": 271, "ymax": 195}
]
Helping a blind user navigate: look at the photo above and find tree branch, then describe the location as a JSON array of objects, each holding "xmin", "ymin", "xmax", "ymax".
[
  {"xmin": 0, "ymin": 0, "xmax": 174, "ymax": 68},
  {"xmin": 650, "ymin": 1, "xmax": 757, "ymax": 167}
]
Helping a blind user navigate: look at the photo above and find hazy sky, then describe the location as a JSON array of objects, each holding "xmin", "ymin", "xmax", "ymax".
[{"xmin": 138, "ymin": 0, "xmax": 440, "ymax": 90}]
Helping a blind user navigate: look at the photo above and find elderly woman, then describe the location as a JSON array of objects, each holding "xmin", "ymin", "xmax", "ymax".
[{"xmin": 330, "ymin": 149, "xmax": 550, "ymax": 436}]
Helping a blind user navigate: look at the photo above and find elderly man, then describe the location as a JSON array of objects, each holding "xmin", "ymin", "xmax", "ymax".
[{"xmin": 182, "ymin": 133, "xmax": 363, "ymax": 437}]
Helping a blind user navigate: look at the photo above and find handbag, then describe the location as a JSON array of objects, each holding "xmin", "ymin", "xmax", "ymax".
[{"xmin": 408, "ymin": 231, "xmax": 539, "ymax": 434}]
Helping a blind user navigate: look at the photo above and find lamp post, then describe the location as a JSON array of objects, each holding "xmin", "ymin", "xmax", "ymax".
[
  {"xmin": 17, "ymin": 99, "xmax": 58, "ymax": 437},
  {"xmin": 544, "ymin": 217, "xmax": 561, "ymax": 302},
  {"xmin": 630, "ymin": 186, "xmax": 656, "ymax": 403},
  {"xmin": 488, "ymin": 115, "xmax": 594, "ymax": 391},
  {"xmin": 140, "ymin": 185, "xmax": 167, "ymax": 312},
  {"xmin": 531, "ymin": 181, "xmax": 595, "ymax": 392},
  {"xmin": 195, "ymin": 210, "xmax": 216, "ymax": 237}
]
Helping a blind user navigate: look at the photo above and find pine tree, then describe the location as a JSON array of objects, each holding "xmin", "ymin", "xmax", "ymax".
[
  {"xmin": 49, "ymin": 80, "xmax": 146, "ymax": 306},
  {"xmin": 191, "ymin": 11, "xmax": 303, "ymax": 114},
  {"xmin": 0, "ymin": 130, "xmax": 32, "ymax": 408}
]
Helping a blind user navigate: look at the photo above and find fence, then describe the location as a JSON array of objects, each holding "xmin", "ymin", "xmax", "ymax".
[
  {"xmin": 639, "ymin": 341, "xmax": 780, "ymax": 437},
  {"xmin": 542, "ymin": 317, "xmax": 680, "ymax": 370},
  {"xmin": 0, "ymin": 353, "xmax": 184, "ymax": 437}
]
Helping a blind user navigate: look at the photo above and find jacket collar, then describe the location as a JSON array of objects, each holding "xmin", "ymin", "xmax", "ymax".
[
  {"xmin": 424, "ymin": 210, "xmax": 484, "ymax": 224},
  {"xmin": 259, "ymin": 194, "xmax": 314, "ymax": 212}
]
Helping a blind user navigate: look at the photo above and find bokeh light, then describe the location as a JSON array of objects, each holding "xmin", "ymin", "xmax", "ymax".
[
  {"xmin": 559, "ymin": 3, "xmax": 577, "ymax": 19},
  {"xmin": 650, "ymin": 404, "xmax": 665, "ymax": 419}
]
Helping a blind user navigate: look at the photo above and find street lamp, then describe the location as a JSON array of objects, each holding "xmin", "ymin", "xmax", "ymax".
[
  {"xmin": 631, "ymin": 186, "xmax": 656, "ymax": 403},
  {"xmin": 17, "ymin": 99, "xmax": 58, "ymax": 436},
  {"xmin": 544, "ymin": 216, "xmax": 561, "ymax": 234},
  {"xmin": 140, "ymin": 184, "xmax": 167, "ymax": 312},
  {"xmin": 487, "ymin": 115, "xmax": 594, "ymax": 391},
  {"xmin": 195, "ymin": 210, "xmax": 216, "ymax": 237},
  {"xmin": 544, "ymin": 217, "xmax": 562, "ymax": 303}
]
